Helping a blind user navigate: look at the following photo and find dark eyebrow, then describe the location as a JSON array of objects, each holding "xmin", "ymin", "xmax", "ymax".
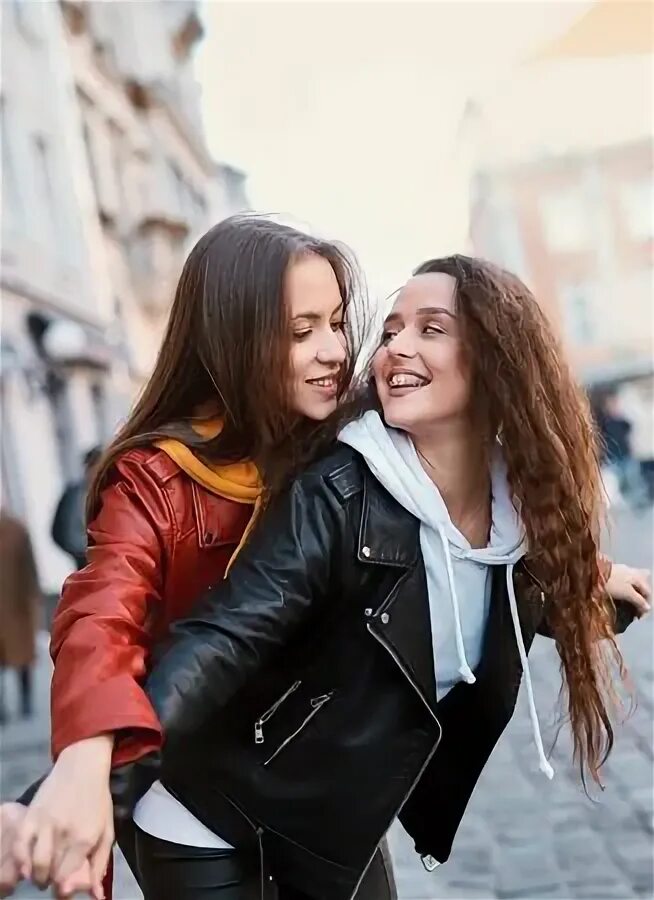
[
  {"xmin": 383, "ymin": 306, "xmax": 456, "ymax": 326},
  {"xmin": 292, "ymin": 303, "xmax": 344, "ymax": 323},
  {"xmin": 416, "ymin": 306, "xmax": 456, "ymax": 318}
]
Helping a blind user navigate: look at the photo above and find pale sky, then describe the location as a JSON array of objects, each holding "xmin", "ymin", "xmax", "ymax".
[{"xmin": 195, "ymin": 1, "xmax": 619, "ymax": 300}]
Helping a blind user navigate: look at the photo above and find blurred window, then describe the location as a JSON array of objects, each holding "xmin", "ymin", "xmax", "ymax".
[
  {"xmin": 78, "ymin": 92, "xmax": 101, "ymax": 207},
  {"xmin": 540, "ymin": 187, "xmax": 588, "ymax": 253},
  {"xmin": 91, "ymin": 382, "xmax": 108, "ymax": 443},
  {"xmin": 168, "ymin": 160, "xmax": 185, "ymax": 212},
  {"xmin": 46, "ymin": 373, "xmax": 78, "ymax": 484},
  {"xmin": 80, "ymin": 113, "xmax": 119, "ymax": 224},
  {"xmin": 109, "ymin": 121, "xmax": 126, "ymax": 214},
  {"xmin": 561, "ymin": 281, "xmax": 595, "ymax": 346},
  {"xmin": 81, "ymin": 117, "xmax": 100, "ymax": 206},
  {"xmin": 620, "ymin": 175, "xmax": 654, "ymax": 241},
  {"xmin": 0, "ymin": 381, "xmax": 26, "ymax": 518},
  {"xmin": 12, "ymin": 0, "xmax": 41, "ymax": 41},
  {"xmin": 1, "ymin": 99, "xmax": 23, "ymax": 229},
  {"xmin": 33, "ymin": 135, "xmax": 58, "ymax": 233}
]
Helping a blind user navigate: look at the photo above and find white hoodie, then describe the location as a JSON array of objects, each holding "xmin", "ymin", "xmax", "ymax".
[{"xmin": 339, "ymin": 410, "xmax": 554, "ymax": 779}]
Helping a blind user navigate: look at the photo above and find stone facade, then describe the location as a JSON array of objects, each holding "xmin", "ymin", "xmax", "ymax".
[{"xmin": 1, "ymin": 1, "xmax": 242, "ymax": 591}]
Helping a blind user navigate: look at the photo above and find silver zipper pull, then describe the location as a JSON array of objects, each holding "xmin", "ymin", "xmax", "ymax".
[{"xmin": 254, "ymin": 720, "xmax": 264, "ymax": 744}]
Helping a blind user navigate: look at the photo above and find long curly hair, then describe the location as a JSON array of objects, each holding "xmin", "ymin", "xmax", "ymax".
[{"xmin": 412, "ymin": 255, "xmax": 626, "ymax": 785}]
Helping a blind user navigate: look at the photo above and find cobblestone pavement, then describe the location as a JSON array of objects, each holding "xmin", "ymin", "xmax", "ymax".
[{"xmin": 2, "ymin": 508, "xmax": 652, "ymax": 899}]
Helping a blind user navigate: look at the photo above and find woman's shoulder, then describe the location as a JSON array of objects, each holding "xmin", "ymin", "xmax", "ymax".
[
  {"xmin": 96, "ymin": 447, "xmax": 192, "ymax": 529},
  {"xmin": 109, "ymin": 446, "xmax": 185, "ymax": 487},
  {"xmin": 294, "ymin": 442, "xmax": 366, "ymax": 502}
]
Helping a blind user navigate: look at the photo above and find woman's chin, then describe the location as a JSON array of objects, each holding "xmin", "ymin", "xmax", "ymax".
[
  {"xmin": 301, "ymin": 401, "xmax": 338, "ymax": 423},
  {"xmin": 379, "ymin": 398, "xmax": 420, "ymax": 433}
]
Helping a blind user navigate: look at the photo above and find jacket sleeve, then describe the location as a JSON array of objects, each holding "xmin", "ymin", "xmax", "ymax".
[
  {"xmin": 50, "ymin": 454, "xmax": 173, "ymax": 767},
  {"xmin": 142, "ymin": 474, "xmax": 342, "ymax": 750}
]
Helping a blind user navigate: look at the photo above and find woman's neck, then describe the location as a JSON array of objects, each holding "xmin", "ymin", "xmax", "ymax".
[{"xmin": 413, "ymin": 421, "xmax": 491, "ymax": 544}]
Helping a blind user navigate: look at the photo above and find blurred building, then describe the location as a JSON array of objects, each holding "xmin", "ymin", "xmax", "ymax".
[
  {"xmin": 61, "ymin": 0, "xmax": 217, "ymax": 383},
  {"xmin": 1, "ymin": 0, "xmax": 245, "ymax": 591},
  {"xmin": 1, "ymin": 0, "xmax": 121, "ymax": 589},
  {"xmin": 470, "ymin": 135, "xmax": 653, "ymax": 383},
  {"xmin": 213, "ymin": 162, "xmax": 251, "ymax": 220},
  {"xmin": 465, "ymin": 0, "xmax": 653, "ymax": 391}
]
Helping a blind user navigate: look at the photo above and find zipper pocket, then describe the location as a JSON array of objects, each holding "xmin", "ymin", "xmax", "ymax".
[
  {"xmin": 262, "ymin": 692, "xmax": 334, "ymax": 767},
  {"xmin": 254, "ymin": 680, "xmax": 301, "ymax": 745}
]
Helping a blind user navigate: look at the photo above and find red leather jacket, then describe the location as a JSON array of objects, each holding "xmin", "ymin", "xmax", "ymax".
[{"xmin": 50, "ymin": 447, "xmax": 253, "ymax": 768}]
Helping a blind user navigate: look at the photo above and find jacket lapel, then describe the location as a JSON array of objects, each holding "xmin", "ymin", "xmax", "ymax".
[
  {"xmin": 358, "ymin": 471, "xmax": 439, "ymax": 718},
  {"xmin": 356, "ymin": 472, "xmax": 547, "ymax": 722}
]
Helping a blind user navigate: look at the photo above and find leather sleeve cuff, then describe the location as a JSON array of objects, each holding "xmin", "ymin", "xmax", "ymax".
[{"xmin": 16, "ymin": 774, "xmax": 48, "ymax": 806}]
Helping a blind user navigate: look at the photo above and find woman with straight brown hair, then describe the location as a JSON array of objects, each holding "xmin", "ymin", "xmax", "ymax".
[{"xmin": 0, "ymin": 215, "xmax": 399, "ymax": 900}]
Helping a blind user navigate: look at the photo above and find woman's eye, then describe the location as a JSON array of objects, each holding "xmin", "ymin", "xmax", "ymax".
[
  {"xmin": 331, "ymin": 320, "xmax": 345, "ymax": 332},
  {"xmin": 381, "ymin": 330, "xmax": 398, "ymax": 345},
  {"xmin": 293, "ymin": 330, "xmax": 312, "ymax": 342},
  {"xmin": 424, "ymin": 324, "xmax": 445, "ymax": 336}
]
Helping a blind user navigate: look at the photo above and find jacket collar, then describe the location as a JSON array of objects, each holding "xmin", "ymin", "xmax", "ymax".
[{"xmin": 357, "ymin": 468, "xmax": 420, "ymax": 568}]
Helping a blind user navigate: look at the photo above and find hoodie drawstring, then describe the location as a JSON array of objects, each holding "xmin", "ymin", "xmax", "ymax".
[
  {"xmin": 505, "ymin": 564, "xmax": 555, "ymax": 780},
  {"xmin": 437, "ymin": 527, "xmax": 476, "ymax": 685},
  {"xmin": 437, "ymin": 544, "xmax": 554, "ymax": 780}
]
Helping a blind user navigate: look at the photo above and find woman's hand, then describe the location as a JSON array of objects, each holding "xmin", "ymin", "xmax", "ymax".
[
  {"xmin": 12, "ymin": 735, "xmax": 114, "ymax": 899},
  {"xmin": 606, "ymin": 563, "xmax": 651, "ymax": 618},
  {"xmin": 0, "ymin": 803, "xmax": 26, "ymax": 897},
  {"xmin": 54, "ymin": 850, "xmax": 105, "ymax": 899}
]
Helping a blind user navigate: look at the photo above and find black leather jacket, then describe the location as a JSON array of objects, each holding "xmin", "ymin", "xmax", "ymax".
[{"xmin": 134, "ymin": 444, "xmax": 633, "ymax": 900}]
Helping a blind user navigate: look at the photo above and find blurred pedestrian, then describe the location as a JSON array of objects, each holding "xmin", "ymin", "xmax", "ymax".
[
  {"xmin": 51, "ymin": 446, "xmax": 102, "ymax": 570},
  {"xmin": 595, "ymin": 391, "xmax": 629, "ymax": 507},
  {"xmin": 0, "ymin": 510, "xmax": 41, "ymax": 724},
  {"xmin": 619, "ymin": 384, "xmax": 654, "ymax": 505}
]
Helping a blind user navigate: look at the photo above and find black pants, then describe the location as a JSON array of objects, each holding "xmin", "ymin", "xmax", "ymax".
[{"xmin": 135, "ymin": 826, "xmax": 395, "ymax": 900}]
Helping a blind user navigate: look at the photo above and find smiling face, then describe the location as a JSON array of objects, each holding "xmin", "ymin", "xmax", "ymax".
[
  {"xmin": 372, "ymin": 272, "xmax": 472, "ymax": 436},
  {"xmin": 287, "ymin": 252, "xmax": 348, "ymax": 421}
]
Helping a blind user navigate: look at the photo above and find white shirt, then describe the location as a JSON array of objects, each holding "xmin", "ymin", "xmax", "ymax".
[{"xmin": 134, "ymin": 780, "xmax": 233, "ymax": 849}]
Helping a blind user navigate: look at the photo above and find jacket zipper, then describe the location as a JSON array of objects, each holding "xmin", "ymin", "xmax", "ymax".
[
  {"xmin": 366, "ymin": 623, "xmax": 439, "ymax": 725},
  {"xmin": 262, "ymin": 692, "xmax": 334, "ymax": 767},
  {"xmin": 216, "ymin": 793, "xmax": 267, "ymax": 900},
  {"xmin": 254, "ymin": 679, "xmax": 302, "ymax": 745},
  {"xmin": 350, "ymin": 623, "xmax": 443, "ymax": 900}
]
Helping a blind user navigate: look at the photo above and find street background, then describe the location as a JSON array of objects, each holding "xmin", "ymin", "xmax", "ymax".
[
  {"xmin": 1, "ymin": 1, "xmax": 653, "ymax": 898},
  {"xmin": 1, "ymin": 1, "xmax": 652, "ymax": 597},
  {"xmin": 2, "ymin": 507, "xmax": 652, "ymax": 900}
]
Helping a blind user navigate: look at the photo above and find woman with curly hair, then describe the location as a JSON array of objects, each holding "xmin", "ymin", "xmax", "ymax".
[{"xmin": 108, "ymin": 253, "xmax": 650, "ymax": 900}]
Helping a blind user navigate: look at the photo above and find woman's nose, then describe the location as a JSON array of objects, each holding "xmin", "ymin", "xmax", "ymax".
[
  {"xmin": 387, "ymin": 329, "xmax": 416, "ymax": 358},
  {"xmin": 317, "ymin": 331, "xmax": 346, "ymax": 365}
]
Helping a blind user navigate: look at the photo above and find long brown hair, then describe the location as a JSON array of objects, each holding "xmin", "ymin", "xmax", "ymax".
[
  {"xmin": 89, "ymin": 215, "xmax": 364, "ymax": 515},
  {"xmin": 409, "ymin": 254, "xmax": 625, "ymax": 785}
]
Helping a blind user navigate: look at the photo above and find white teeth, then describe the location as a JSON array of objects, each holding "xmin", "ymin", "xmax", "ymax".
[
  {"xmin": 388, "ymin": 373, "xmax": 426, "ymax": 388},
  {"xmin": 308, "ymin": 377, "xmax": 336, "ymax": 387}
]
